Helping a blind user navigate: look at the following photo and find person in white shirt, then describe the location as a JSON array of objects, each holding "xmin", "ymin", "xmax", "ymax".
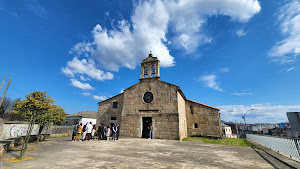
[{"xmin": 86, "ymin": 122, "xmax": 93, "ymax": 141}]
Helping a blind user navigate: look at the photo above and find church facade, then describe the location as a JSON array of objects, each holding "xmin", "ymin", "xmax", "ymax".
[{"xmin": 97, "ymin": 52, "xmax": 222, "ymax": 140}]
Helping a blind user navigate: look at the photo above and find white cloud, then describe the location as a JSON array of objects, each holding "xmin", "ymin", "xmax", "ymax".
[
  {"xmin": 232, "ymin": 92, "xmax": 253, "ymax": 96},
  {"xmin": 80, "ymin": 75, "xmax": 90, "ymax": 81},
  {"xmin": 70, "ymin": 79, "xmax": 94, "ymax": 90},
  {"xmin": 120, "ymin": 88, "xmax": 124, "ymax": 93},
  {"xmin": 219, "ymin": 68, "xmax": 230, "ymax": 73},
  {"xmin": 269, "ymin": 0, "xmax": 300, "ymax": 64},
  {"xmin": 236, "ymin": 29, "xmax": 246, "ymax": 37},
  {"xmin": 93, "ymin": 95, "xmax": 108, "ymax": 101},
  {"xmin": 167, "ymin": 0, "xmax": 260, "ymax": 51},
  {"xmin": 25, "ymin": 0, "xmax": 48, "ymax": 18},
  {"xmin": 62, "ymin": 57, "xmax": 113, "ymax": 81},
  {"xmin": 82, "ymin": 92, "xmax": 91, "ymax": 96},
  {"xmin": 286, "ymin": 67, "xmax": 295, "ymax": 72},
  {"xmin": 70, "ymin": 0, "xmax": 260, "ymax": 71},
  {"xmin": 218, "ymin": 104, "xmax": 300, "ymax": 123},
  {"xmin": 199, "ymin": 74, "xmax": 223, "ymax": 91}
]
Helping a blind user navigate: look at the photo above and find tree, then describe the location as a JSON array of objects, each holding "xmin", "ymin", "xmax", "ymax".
[
  {"xmin": 10, "ymin": 91, "xmax": 66, "ymax": 159},
  {"xmin": 0, "ymin": 97, "xmax": 12, "ymax": 118}
]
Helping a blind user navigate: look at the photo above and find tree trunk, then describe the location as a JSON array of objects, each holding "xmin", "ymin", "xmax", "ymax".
[
  {"xmin": 19, "ymin": 114, "xmax": 35, "ymax": 159},
  {"xmin": 36, "ymin": 124, "xmax": 44, "ymax": 143}
]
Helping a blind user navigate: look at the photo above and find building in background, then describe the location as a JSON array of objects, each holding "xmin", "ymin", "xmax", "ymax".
[
  {"xmin": 222, "ymin": 124, "xmax": 233, "ymax": 138},
  {"xmin": 287, "ymin": 112, "xmax": 300, "ymax": 138},
  {"xmin": 63, "ymin": 111, "xmax": 97, "ymax": 126}
]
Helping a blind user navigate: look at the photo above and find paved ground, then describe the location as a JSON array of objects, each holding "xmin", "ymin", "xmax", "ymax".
[{"xmin": 1, "ymin": 137, "xmax": 273, "ymax": 169}]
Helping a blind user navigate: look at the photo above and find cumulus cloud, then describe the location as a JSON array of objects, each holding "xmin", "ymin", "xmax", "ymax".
[
  {"xmin": 199, "ymin": 74, "xmax": 223, "ymax": 91},
  {"xmin": 70, "ymin": 79, "xmax": 94, "ymax": 90},
  {"xmin": 269, "ymin": 0, "xmax": 300, "ymax": 64},
  {"xmin": 218, "ymin": 104, "xmax": 300, "ymax": 123},
  {"xmin": 232, "ymin": 92, "xmax": 253, "ymax": 96},
  {"xmin": 167, "ymin": 0, "xmax": 260, "ymax": 51},
  {"xmin": 120, "ymin": 88, "xmax": 124, "ymax": 93},
  {"xmin": 69, "ymin": 0, "xmax": 260, "ymax": 71},
  {"xmin": 80, "ymin": 75, "xmax": 90, "ymax": 81},
  {"xmin": 62, "ymin": 57, "xmax": 113, "ymax": 81},
  {"xmin": 236, "ymin": 29, "xmax": 246, "ymax": 37},
  {"xmin": 93, "ymin": 95, "xmax": 108, "ymax": 101},
  {"xmin": 82, "ymin": 92, "xmax": 91, "ymax": 96}
]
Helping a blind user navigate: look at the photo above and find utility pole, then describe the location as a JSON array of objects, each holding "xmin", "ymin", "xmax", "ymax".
[
  {"xmin": 0, "ymin": 76, "xmax": 6, "ymax": 92},
  {"xmin": 0, "ymin": 78, "xmax": 12, "ymax": 107},
  {"xmin": 235, "ymin": 119, "xmax": 239, "ymax": 138}
]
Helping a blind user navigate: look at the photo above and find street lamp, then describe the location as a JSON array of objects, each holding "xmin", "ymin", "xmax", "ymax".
[{"xmin": 242, "ymin": 109, "xmax": 254, "ymax": 136}]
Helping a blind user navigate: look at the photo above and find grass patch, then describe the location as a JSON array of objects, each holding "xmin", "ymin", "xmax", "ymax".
[
  {"xmin": 242, "ymin": 139, "xmax": 262, "ymax": 150},
  {"xmin": 182, "ymin": 137, "xmax": 249, "ymax": 147},
  {"xmin": 29, "ymin": 142, "xmax": 44, "ymax": 145},
  {"xmin": 13, "ymin": 147, "xmax": 39, "ymax": 151},
  {"xmin": 5, "ymin": 156, "xmax": 35, "ymax": 163}
]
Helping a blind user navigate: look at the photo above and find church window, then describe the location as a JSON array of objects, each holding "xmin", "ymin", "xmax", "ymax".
[
  {"xmin": 111, "ymin": 117, "xmax": 117, "ymax": 120},
  {"xmin": 193, "ymin": 123, "xmax": 198, "ymax": 128},
  {"xmin": 144, "ymin": 67, "xmax": 148, "ymax": 78},
  {"xmin": 143, "ymin": 92, "xmax": 154, "ymax": 103},
  {"xmin": 112, "ymin": 101, "xmax": 118, "ymax": 108},
  {"xmin": 190, "ymin": 106, "xmax": 194, "ymax": 114}
]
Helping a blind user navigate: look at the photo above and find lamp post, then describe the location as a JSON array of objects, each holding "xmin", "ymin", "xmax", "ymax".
[{"xmin": 242, "ymin": 109, "xmax": 254, "ymax": 137}]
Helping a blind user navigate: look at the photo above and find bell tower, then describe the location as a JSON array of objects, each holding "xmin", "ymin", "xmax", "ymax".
[{"xmin": 139, "ymin": 51, "xmax": 160, "ymax": 81}]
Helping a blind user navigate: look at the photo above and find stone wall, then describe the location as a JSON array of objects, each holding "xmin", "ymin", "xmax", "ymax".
[
  {"xmin": 177, "ymin": 91, "xmax": 187, "ymax": 140},
  {"xmin": 120, "ymin": 113, "xmax": 180, "ymax": 140},
  {"xmin": 185, "ymin": 100, "xmax": 222, "ymax": 138},
  {"xmin": 97, "ymin": 93, "xmax": 124, "ymax": 127},
  {"xmin": 123, "ymin": 79, "xmax": 179, "ymax": 114},
  {"xmin": 50, "ymin": 126, "xmax": 73, "ymax": 137}
]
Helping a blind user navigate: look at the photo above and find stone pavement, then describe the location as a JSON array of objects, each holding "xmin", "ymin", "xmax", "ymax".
[{"xmin": 1, "ymin": 137, "xmax": 273, "ymax": 169}]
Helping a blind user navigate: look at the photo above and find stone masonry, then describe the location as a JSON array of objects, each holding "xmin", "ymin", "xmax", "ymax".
[{"xmin": 97, "ymin": 52, "xmax": 222, "ymax": 140}]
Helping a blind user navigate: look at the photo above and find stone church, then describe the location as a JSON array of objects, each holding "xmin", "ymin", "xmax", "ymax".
[{"xmin": 97, "ymin": 52, "xmax": 222, "ymax": 140}]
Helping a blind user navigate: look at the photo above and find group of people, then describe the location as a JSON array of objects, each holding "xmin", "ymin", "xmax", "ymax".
[{"xmin": 72, "ymin": 122, "xmax": 120, "ymax": 141}]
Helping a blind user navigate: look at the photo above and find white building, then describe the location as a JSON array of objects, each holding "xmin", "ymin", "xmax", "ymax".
[
  {"xmin": 63, "ymin": 111, "xmax": 97, "ymax": 126},
  {"xmin": 222, "ymin": 124, "xmax": 233, "ymax": 138}
]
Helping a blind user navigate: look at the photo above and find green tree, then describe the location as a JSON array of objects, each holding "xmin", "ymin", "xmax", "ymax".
[
  {"xmin": 0, "ymin": 97, "xmax": 12, "ymax": 118},
  {"xmin": 10, "ymin": 91, "xmax": 66, "ymax": 159}
]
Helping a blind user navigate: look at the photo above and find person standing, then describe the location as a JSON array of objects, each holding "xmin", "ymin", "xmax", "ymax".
[
  {"xmin": 86, "ymin": 122, "xmax": 93, "ymax": 141},
  {"xmin": 106, "ymin": 126, "xmax": 111, "ymax": 140},
  {"xmin": 91, "ymin": 125, "xmax": 96, "ymax": 140},
  {"xmin": 103, "ymin": 124, "xmax": 107, "ymax": 140},
  {"xmin": 112, "ymin": 124, "xmax": 117, "ymax": 141},
  {"xmin": 75, "ymin": 123, "xmax": 83, "ymax": 141},
  {"xmin": 82, "ymin": 122, "xmax": 88, "ymax": 141},
  {"xmin": 116, "ymin": 124, "xmax": 120, "ymax": 140},
  {"xmin": 72, "ymin": 123, "xmax": 78, "ymax": 142},
  {"xmin": 149, "ymin": 123, "xmax": 153, "ymax": 139},
  {"xmin": 98, "ymin": 123, "xmax": 104, "ymax": 140}
]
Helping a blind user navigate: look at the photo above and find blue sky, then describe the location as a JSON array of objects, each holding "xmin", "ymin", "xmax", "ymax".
[{"xmin": 1, "ymin": 0, "xmax": 300, "ymax": 124}]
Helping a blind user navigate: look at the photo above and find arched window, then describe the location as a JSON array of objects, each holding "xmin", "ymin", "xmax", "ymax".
[
  {"xmin": 151, "ymin": 65, "xmax": 155, "ymax": 77},
  {"xmin": 144, "ymin": 67, "xmax": 148, "ymax": 78}
]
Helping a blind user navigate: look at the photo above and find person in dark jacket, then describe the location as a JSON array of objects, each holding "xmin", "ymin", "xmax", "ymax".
[
  {"xmin": 98, "ymin": 123, "xmax": 104, "ymax": 140},
  {"xmin": 116, "ymin": 124, "xmax": 120, "ymax": 140},
  {"xmin": 72, "ymin": 123, "xmax": 78, "ymax": 142}
]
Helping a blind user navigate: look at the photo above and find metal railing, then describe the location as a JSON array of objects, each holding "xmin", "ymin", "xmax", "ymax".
[{"xmin": 246, "ymin": 134, "xmax": 300, "ymax": 159}]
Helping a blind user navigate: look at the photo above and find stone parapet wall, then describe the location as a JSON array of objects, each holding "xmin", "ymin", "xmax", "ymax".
[
  {"xmin": 185, "ymin": 101, "xmax": 222, "ymax": 138},
  {"xmin": 50, "ymin": 126, "xmax": 73, "ymax": 137},
  {"xmin": 0, "ymin": 119, "xmax": 73, "ymax": 141}
]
